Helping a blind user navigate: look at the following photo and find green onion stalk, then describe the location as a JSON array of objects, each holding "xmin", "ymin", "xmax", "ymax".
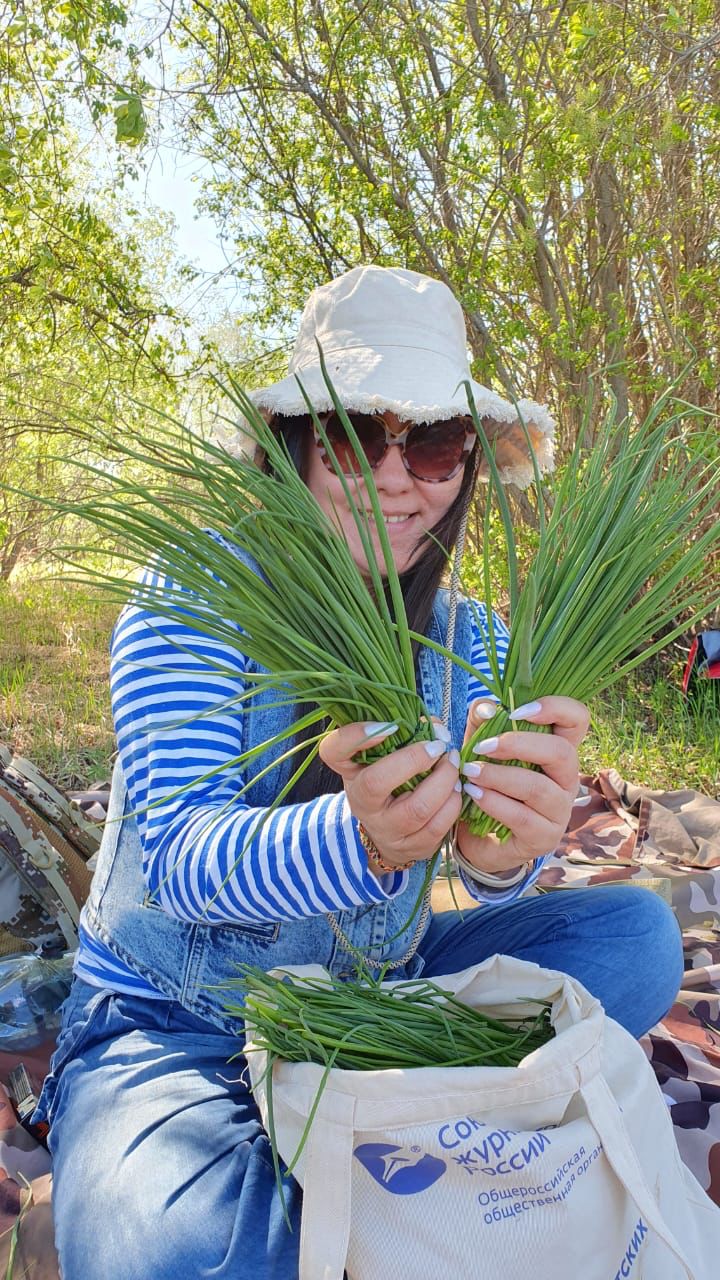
[
  {"xmin": 226, "ymin": 963, "xmax": 554, "ymax": 1223},
  {"xmin": 13, "ymin": 357, "xmax": 473, "ymax": 910},
  {"xmin": 457, "ymin": 383, "xmax": 720, "ymax": 839}
]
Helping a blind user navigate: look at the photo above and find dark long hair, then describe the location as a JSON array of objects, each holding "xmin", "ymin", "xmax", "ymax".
[{"xmin": 263, "ymin": 414, "xmax": 477, "ymax": 801}]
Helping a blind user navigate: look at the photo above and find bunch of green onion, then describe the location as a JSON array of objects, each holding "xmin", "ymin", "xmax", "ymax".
[
  {"xmin": 31, "ymin": 363, "xmax": 457, "ymax": 883},
  {"xmin": 12, "ymin": 357, "xmax": 718, "ymax": 862},
  {"xmin": 235, "ymin": 964, "xmax": 553, "ymax": 1070},
  {"xmin": 229, "ymin": 963, "xmax": 554, "ymax": 1217},
  {"xmin": 457, "ymin": 385, "xmax": 720, "ymax": 839}
]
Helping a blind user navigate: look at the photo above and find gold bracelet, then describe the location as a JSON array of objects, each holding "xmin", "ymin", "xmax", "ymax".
[{"xmin": 357, "ymin": 823, "xmax": 415, "ymax": 873}]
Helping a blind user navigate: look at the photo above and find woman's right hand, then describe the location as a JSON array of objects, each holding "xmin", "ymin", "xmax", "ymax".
[{"xmin": 319, "ymin": 723, "xmax": 462, "ymax": 872}]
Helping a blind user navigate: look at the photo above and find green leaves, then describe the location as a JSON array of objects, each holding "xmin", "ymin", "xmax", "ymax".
[
  {"xmin": 105, "ymin": 0, "xmax": 718, "ymax": 441},
  {"xmin": 0, "ymin": 1, "xmax": 186, "ymax": 578},
  {"xmin": 113, "ymin": 88, "xmax": 147, "ymax": 146}
]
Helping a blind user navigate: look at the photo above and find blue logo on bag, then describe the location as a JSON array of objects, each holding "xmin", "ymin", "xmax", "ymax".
[{"xmin": 353, "ymin": 1143, "xmax": 446, "ymax": 1195}]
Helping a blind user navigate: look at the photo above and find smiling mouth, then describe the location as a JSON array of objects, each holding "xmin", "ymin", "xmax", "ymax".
[{"xmin": 367, "ymin": 513, "xmax": 415, "ymax": 526}]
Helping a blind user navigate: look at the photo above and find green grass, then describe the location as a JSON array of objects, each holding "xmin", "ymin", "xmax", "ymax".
[
  {"xmin": 585, "ymin": 673, "xmax": 719, "ymax": 796},
  {"xmin": 0, "ymin": 579, "xmax": 717, "ymax": 795},
  {"xmin": 0, "ymin": 580, "xmax": 116, "ymax": 788}
]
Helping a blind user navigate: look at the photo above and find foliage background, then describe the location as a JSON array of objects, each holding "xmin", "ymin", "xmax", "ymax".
[{"xmin": 0, "ymin": 0, "xmax": 718, "ymax": 789}]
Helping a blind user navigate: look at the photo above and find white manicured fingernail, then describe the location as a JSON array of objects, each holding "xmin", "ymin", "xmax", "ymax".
[
  {"xmin": 453, "ymin": 780, "xmax": 463, "ymax": 792},
  {"xmin": 462, "ymin": 761, "xmax": 484, "ymax": 779},
  {"xmin": 424, "ymin": 739, "xmax": 446, "ymax": 759},
  {"xmin": 572, "ymin": 794, "xmax": 592, "ymax": 807},
  {"xmin": 472, "ymin": 736, "xmax": 498, "ymax": 755},
  {"xmin": 473, "ymin": 702, "xmax": 497, "ymax": 721},
  {"xmin": 464, "ymin": 782, "xmax": 485, "ymax": 802},
  {"xmin": 448, "ymin": 748, "xmax": 460, "ymax": 768},
  {"xmin": 509, "ymin": 701, "xmax": 542, "ymax": 720},
  {"xmin": 363, "ymin": 721, "xmax": 398, "ymax": 739},
  {"xmin": 433, "ymin": 723, "xmax": 452, "ymax": 743}
]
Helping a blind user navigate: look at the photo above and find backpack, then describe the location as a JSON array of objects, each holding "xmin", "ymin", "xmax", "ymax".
[
  {"xmin": 0, "ymin": 744, "xmax": 101, "ymax": 958},
  {"xmin": 682, "ymin": 630, "xmax": 720, "ymax": 707}
]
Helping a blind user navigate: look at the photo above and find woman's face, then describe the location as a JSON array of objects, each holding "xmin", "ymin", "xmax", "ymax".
[{"xmin": 305, "ymin": 410, "xmax": 466, "ymax": 577}]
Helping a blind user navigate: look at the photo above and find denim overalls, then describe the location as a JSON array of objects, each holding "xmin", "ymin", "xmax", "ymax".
[
  {"xmin": 80, "ymin": 587, "xmax": 473, "ymax": 1029},
  {"xmin": 36, "ymin": 585, "xmax": 683, "ymax": 1280}
]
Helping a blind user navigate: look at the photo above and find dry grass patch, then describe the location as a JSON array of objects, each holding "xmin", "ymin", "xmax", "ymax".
[{"xmin": 0, "ymin": 581, "xmax": 116, "ymax": 787}]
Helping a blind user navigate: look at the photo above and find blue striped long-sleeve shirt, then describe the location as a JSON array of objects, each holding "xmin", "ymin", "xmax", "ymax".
[{"xmin": 76, "ymin": 558, "xmax": 547, "ymax": 996}]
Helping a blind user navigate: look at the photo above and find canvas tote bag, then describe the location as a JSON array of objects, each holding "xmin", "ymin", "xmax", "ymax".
[{"xmin": 245, "ymin": 956, "xmax": 720, "ymax": 1280}]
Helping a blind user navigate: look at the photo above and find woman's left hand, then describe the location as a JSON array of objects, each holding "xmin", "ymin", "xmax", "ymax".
[{"xmin": 456, "ymin": 696, "xmax": 591, "ymax": 877}]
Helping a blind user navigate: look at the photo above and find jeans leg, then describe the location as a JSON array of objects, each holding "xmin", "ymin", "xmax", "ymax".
[
  {"xmin": 45, "ymin": 984, "xmax": 301, "ymax": 1280},
  {"xmin": 417, "ymin": 886, "xmax": 683, "ymax": 1039}
]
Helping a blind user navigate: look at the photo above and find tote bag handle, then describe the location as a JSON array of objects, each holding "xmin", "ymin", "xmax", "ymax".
[
  {"xmin": 299, "ymin": 1089, "xmax": 356, "ymax": 1280},
  {"xmin": 579, "ymin": 1064, "xmax": 696, "ymax": 1280}
]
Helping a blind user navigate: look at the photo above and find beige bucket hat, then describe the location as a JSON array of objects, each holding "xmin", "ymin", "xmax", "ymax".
[{"xmin": 250, "ymin": 265, "xmax": 555, "ymax": 489}]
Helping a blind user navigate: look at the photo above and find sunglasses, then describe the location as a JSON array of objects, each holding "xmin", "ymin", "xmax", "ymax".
[{"xmin": 313, "ymin": 412, "xmax": 476, "ymax": 483}]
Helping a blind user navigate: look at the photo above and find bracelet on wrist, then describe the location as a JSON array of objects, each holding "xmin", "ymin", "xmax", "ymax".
[
  {"xmin": 357, "ymin": 823, "xmax": 415, "ymax": 874},
  {"xmin": 453, "ymin": 845, "xmax": 532, "ymax": 888}
]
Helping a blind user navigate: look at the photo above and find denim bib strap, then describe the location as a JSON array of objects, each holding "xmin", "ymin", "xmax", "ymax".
[
  {"xmin": 326, "ymin": 592, "xmax": 472, "ymax": 971},
  {"xmin": 85, "ymin": 590, "xmax": 475, "ymax": 1026}
]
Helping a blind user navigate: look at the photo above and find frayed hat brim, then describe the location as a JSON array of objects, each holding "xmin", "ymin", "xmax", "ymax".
[{"xmin": 248, "ymin": 348, "xmax": 554, "ymax": 489}]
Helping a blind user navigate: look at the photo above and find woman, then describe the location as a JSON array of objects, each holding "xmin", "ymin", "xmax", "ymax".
[{"xmin": 36, "ymin": 266, "xmax": 682, "ymax": 1280}]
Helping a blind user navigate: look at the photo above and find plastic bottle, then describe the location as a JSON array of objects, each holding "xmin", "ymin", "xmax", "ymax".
[{"xmin": 0, "ymin": 951, "xmax": 75, "ymax": 1050}]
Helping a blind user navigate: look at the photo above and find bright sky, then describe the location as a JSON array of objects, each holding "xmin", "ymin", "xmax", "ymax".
[
  {"xmin": 125, "ymin": 140, "xmax": 250, "ymax": 329},
  {"xmin": 139, "ymin": 152, "xmax": 227, "ymax": 275},
  {"xmin": 118, "ymin": 3, "xmax": 248, "ymax": 324}
]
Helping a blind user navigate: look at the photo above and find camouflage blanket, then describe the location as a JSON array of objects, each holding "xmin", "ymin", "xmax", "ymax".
[
  {"xmin": 541, "ymin": 768, "xmax": 720, "ymax": 1206},
  {"xmin": 0, "ymin": 771, "xmax": 718, "ymax": 1275}
]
